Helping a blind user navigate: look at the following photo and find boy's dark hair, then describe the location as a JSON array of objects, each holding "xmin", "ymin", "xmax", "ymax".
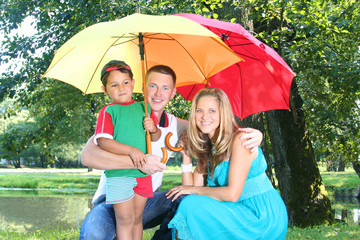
[
  {"xmin": 100, "ymin": 60, "xmax": 133, "ymax": 86},
  {"xmin": 146, "ymin": 65, "xmax": 176, "ymax": 86}
]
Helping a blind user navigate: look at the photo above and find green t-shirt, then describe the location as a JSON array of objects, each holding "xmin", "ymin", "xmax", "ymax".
[{"xmin": 95, "ymin": 100, "xmax": 149, "ymax": 178}]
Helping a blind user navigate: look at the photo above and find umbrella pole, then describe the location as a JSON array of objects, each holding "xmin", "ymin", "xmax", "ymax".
[{"xmin": 139, "ymin": 33, "xmax": 152, "ymax": 154}]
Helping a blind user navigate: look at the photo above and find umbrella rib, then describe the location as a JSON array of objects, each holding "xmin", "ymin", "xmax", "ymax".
[
  {"xmin": 204, "ymin": 26, "xmax": 260, "ymax": 61},
  {"xmin": 186, "ymin": 85, "xmax": 199, "ymax": 99}
]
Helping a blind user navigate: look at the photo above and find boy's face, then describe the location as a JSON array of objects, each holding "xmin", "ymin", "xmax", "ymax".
[
  {"xmin": 101, "ymin": 70, "xmax": 134, "ymax": 103},
  {"xmin": 146, "ymin": 71, "xmax": 176, "ymax": 114}
]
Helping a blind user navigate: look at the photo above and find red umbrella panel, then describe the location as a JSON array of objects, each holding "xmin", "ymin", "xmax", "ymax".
[{"xmin": 176, "ymin": 13, "xmax": 296, "ymax": 119}]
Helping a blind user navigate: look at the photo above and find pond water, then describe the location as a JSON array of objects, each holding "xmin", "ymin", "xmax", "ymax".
[
  {"xmin": 0, "ymin": 190, "xmax": 359, "ymax": 233},
  {"xmin": 0, "ymin": 190, "xmax": 92, "ymax": 233}
]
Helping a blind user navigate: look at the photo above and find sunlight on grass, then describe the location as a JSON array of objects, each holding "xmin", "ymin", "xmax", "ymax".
[{"xmin": 286, "ymin": 223, "xmax": 360, "ymax": 239}]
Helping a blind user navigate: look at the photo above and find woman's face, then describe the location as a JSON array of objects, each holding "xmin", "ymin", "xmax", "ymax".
[{"xmin": 195, "ymin": 95, "xmax": 220, "ymax": 139}]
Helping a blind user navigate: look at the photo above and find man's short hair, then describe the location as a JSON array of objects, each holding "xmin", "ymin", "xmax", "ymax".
[{"xmin": 146, "ymin": 65, "xmax": 176, "ymax": 86}]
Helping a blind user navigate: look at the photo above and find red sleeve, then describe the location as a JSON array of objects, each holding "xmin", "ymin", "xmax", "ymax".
[
  {"xmin": 95, "ymin": 106, "xmax": 114, "ymax": 136},
  {"xmin": 150, "ymin": 110, "xmax": 159, "ymax": 125}
]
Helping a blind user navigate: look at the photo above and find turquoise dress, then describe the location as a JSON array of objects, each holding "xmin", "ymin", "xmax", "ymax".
[{"xmin": 168, "ymin": 148, "xmax": 288, "ymax": 240}]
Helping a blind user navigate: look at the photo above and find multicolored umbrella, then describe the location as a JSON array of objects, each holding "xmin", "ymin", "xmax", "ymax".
[
  {"xmin": 42, "ymin": 13, "xmax": 243, "ymax": 153},
  {"xmin": 176, "ymin": 13, "xmax": 296, "ymax": 119}
]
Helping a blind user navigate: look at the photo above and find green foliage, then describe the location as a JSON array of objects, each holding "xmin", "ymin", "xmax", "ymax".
[
  {"xmin": 0, "ymin": 106, "xmax": 36, "ymax": 167},
  {"xmin": 244, "ymin": 0, "xmax": 360, "ymax": 164},
  {"xmin": 165, "ymin": 93, "xmax": 191, "ymax": 120}
]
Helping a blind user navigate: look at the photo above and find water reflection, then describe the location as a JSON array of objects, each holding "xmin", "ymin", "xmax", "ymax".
[
  {"xmin": 332, "ymin": 191, "xmax": 360, "ymax": 225},
  {"xmin": 0, "ymin": 190, "xmax": 91, "ymax": 233}
]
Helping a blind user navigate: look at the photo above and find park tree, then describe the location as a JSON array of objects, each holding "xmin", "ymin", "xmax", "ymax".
[
  {"xmin": 0, "ymin": 108, "xmax": 36, "ymax": 168},
  {"xmin": 244, "ymin": 0, "xmax": 359, "ymax": 226}
]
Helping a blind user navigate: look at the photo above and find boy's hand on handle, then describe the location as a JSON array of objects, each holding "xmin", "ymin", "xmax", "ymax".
[
  {"xmin": 143, "ymin": 117, "xmax": 157, "ymax": 133},
  {"xmin": 129, "ymin": 147, "xmax": 147, "ymax": 168}
]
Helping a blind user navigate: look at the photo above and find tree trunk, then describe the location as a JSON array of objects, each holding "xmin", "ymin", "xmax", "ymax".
[
  {"xmin": 266, "ymin": 81, "xmax": 334, "ymax": 227},
  {"xmin": 240, "ymin": 113, "xmax": 275, "ymax": 186},
  {"xmin": 40, "ymin": 154, "xmax": 46, "ymax": 168},
  {"xmin": 338, "ymin": 160, "xmax": 345, "ymax": 172},
  {"xmin": 352, "ymin": 160, "xmax": 360, "ymax": 178},
  {"xmin": 12, "ymin": 159, "xmax": 21, "ymax": 168}
]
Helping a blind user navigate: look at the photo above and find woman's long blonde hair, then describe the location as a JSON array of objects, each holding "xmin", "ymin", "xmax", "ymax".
[{"xmin": 188, "ymin": 88, "xmax": 239, "ymax": 175}]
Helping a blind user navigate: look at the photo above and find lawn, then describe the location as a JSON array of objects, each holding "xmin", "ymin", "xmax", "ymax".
[{"xmin": 1, "ymin": 223, "xmax": 359, "ymax": 240}]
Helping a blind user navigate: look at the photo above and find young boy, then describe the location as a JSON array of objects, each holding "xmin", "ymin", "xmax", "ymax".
[{"xmin": 94, "ymin": 60, "xmax": 160, "ymax": 239}]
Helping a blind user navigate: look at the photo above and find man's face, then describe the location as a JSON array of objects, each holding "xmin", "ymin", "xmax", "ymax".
[{"xmin": 146, "ymin": 71, "xmax": 176, "ymax": 114}]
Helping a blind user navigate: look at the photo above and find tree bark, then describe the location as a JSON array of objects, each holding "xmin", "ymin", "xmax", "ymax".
[
  {"xmin": 338, "ymin": 160, "xmax": 345, "ymax": 172},
  {"xmin": 266, "ymin": 81, "xmax": 334, "ymax": 227},
  {"xmin": 352, "ymin": 160, "xmax": 360, "ymax": 178},
  {"xmin": 240, "ymin": 113, "xmax": 275, "ymax": 186},
  {"xmin": 12, "ymin": 159, "xmax": 21, "ymax": 168}
]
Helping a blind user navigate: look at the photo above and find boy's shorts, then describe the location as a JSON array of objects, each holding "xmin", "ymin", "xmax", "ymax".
[{"xmin": 105, "ymin": 175, "xmax": 153, "ymax": 204}]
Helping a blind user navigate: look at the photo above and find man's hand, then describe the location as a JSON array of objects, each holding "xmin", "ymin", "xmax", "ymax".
[
  {"xmin": 139, "ymin": 154, "xmax": 166, "ymax": 175},
  {"xmin": 238, "ymin": 128, "xmax": 263, "ymax": 152}
]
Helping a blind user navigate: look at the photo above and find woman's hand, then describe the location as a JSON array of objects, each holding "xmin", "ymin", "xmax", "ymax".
[
  {"xmin": 178, "ymin": 131, "xmax": 191, "ymax": 162},
  {"xmin": 166, "ymin": 185, "xmax": 194, "ymax": 201}
]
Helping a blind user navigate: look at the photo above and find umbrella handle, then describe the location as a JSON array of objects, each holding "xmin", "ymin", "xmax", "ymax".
[
  {"xmin": 160, "ymin": 147, "xmax": 168, "ymax": 164},
  {"xmin": 165, "ymin": 132, "xmax": 184, "ymax": 152},
  {"xmin": 161, "ymin": 132, "xmax": 183, "ymax": 164}
]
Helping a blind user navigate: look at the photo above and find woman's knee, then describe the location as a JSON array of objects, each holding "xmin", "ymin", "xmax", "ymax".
[{"xmin": 179, "ymin": 195, "xmax": 210, "ymax": 214}]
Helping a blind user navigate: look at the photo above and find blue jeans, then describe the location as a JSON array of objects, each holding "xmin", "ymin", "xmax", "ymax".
[{"xmin": 79, "ymin": 191, "xmax": 183, "ymax": 240}]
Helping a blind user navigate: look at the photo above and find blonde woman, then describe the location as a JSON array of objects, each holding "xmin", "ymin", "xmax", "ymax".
[{"xmin": 167, "ymin": 88, "xmax": 288, "ymax": 240}]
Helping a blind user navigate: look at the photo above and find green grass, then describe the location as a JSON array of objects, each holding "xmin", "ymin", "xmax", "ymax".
[
  {"xmin": 159, "ymin": 173, "xmax": 182, "ymax": 191},
  {"xmin": 286, "ymin": 222, "xmax": 360, "ymax": 239},
  {"xmin": 0, "ymin": 173, "xmax": 100, "ymax": 192},
  {"xmin": 2, "ymin": 223, "xmax": 359, "ymax": 239},
  {"xmin": 0, "ymin": 228, "xmax": 80, "ymax": 240},
  {"xmin": 321, "ymin": 167, "xmax": 360, "ymax": 188}
]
